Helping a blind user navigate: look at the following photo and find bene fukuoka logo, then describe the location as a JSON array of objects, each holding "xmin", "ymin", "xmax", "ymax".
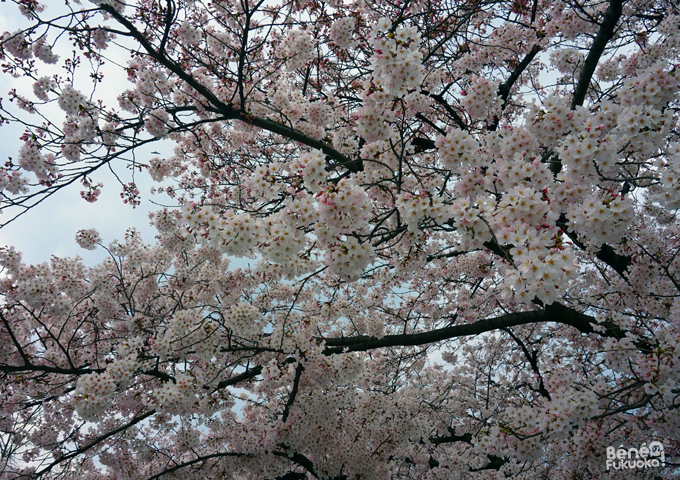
[{"xmin": 606, "ymin": 441, "xmax": 666, "ymax": 471}]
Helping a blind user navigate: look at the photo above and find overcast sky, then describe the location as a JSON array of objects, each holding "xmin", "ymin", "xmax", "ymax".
[{"xmin": 0, "ymin": 4, "xmax": 170, "ymax": 267}]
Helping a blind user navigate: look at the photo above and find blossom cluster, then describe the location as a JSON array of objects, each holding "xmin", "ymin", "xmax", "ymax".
[
  {"xmin": 89, "ymin": 0, "xmax": 126, "ymax": 14},
  {"xmin": 596, "ymin": 55, "xmax": 623, "ymax": 81},
  {"xmin": 355, "ymin": 99, "xmax": 393, "ymax": 143},
  {"xmin": 32, "ymin": 37, "xmax": 58, "ymax": 63},
  {"xmin": 502, "ymin": 243, "xmax": 576, "ymax": 304},
  {"xmin": 2, "ymin": 30, "xmax": 31, "ymax": 59},
  {"xmin": 17, "ymin": 140, "xmax": 57, "ymax": 182},
  {"xmin": 329, "ymin": 17, "xmax": 356, "ymax": 49},
  {"xmin": 246, "ymin": 164, "xmax": 284, "ymax": 201},
  {"xmin": 547, "ymin": 9, "xmax": 594, "ymax": 40},
  {"xmin": 176, "ymin": 21, "xmax": 201, "ymax": 47},
  {"xmin": 262, "ymin": 214, "xmax": 306, "ymax": 265},
  {"xmin": 524, "ymin": 95, "xmax": 576, "ymax": 146},
  {"xmin": 57, "ymin": 85, "xmax": 88, "ymax": 116},
  {"xmin": 461, "ymin": 76, "xmax": 502, "ymax": 120},
  {"xmin": 134, "ymin": 63, "xmax": 173, "ymax": 108},
  {"xmin": 397, "ymin": 193, "xmax": 454, "ymax": 233},
  {"xmin": 32, "ymin": 76, "xmax": 55, "ymax": 101},
  {"xmin": 145, "ymin": 109, "xmax": 171, "ymax": 138},
  {"xmin": 281, "ymin": 29, "xmax": 315, "ymax": 70},
  {"xmin": 436, "ymin": 129, "xmax": 480, "ymax": 173},
  {"xmin": 92, "ymin": 28, "xmax": 112, "ymax": 49},
  {"xmin": 492, "ymin": 155, "xmax": 552, "ymax": 194},
  {"xmin": 75, "ymin": 228, "xmax": 102, "ymax": 250},
  {"xmin": 618, "ymin": 62, "xmax": 678, "ymax": 109},
  {"xmin": 73, "ymin": 372, "xmax": 117, "ymax": 420},
  {"xmin": 657, "ymin": 142, "xmax": 680, "ymax": 208},
  {"xmin": 226, "ymin": 301, "xmax": 262, "ymax": 337},
  {"xmin": 316, "ymin": 179, "xmax": 371, "ymax": 239},
  {"xmin": 284, "ymin": 193, "xmax": 320, "ymax": 227},
  {"xmin": 153, "ymin": 310, "xmax": 209, "ymax": 359},
  {"xmin": 151, "ymin": 373, "xmax": 198, "ymax": 414},
  {"xmin": 62, "ymin": 114, "xmax": 98, "ymax": 161},
  {"xmin": 324, "ymin": 237, "xmax": 375, "ymax": 281},
  {"xmin": 204, "ymin": 210, "xmax": 264, "ymax": 256},
  {"xmin": 549, "ymin": 48, "xmax": 582, "ymax": 75},
  {"xmin": 0, "ymin": 168, "xmax": 28, "ymax": 195},
  {"xmin": 566, "ymin": 193, "xmax": 633, "ymax": 246},
  {"xmin": 296, "ymin": 149, "xmax": 327, "ymax": 192},
  {"xmin": 369, "ymin": 19, "xmax": 425, "ymax": 97}
]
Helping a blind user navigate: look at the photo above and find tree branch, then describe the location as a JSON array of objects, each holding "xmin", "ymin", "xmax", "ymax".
[
  {"xmin": 158, "ymin": 0, "xmax": 175, "ymax": 55},
  {"xmin": 0, "ymin": 363, "xmax": 102, "ymax": 375},
  {"xmin": 35, "ymin": 410, "xmax": 157, "ymax": 478},
  {"xmin": 571, "ymin": 0, "xmax": 624, "ymax": 109},
  {"xmin": 274, "ymin": 447, "xmax": 325, "ymax": 480},
  {"xmin": 98, "ymin": 5, "xmax": 360, "ymax": 173},
  {"xmin": 596, "ymin": 243, "xmax": 632, "ymax": 277},
  {"xmin": 213, "ymin": 357, "xmax": 296, "ymax": 391},
  {"xmin": 429, "ymin": 92, "xmax": 467, "ymax": 130},
  {"xmin": 145, "ymin": 451, "xmax": 252, "ymax": 480},
  {"xmin": 281, "ymin": 362, "xmax": 304, "ymax": 423},
  {"xmin": 503, "ymin": 327, "xmax": 551, "ymax": 400},
  {"xmin": 499, "ymin": 46, "xmax": 540, "ymax": 104},
  {"xmin": 549, "ymin": 0, "xmax": 624, "ymax": 175},
  {"xmin": 489, "ymin": 44, "xmax": 541, "ymax": 130},
  {"xmin": 556, "ymin": 213, "xmax": 632, "ymax": 279},
  {"xmin": 321, "ymin": 302, "xmax": 626, "ymax": 355},
  {"xmin": 430, "ymin": 431, "xmax": 473, "ymax": 445}
]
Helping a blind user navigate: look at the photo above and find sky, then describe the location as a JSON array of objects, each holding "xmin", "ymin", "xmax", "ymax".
[{"xmin": 0, "ymin": 3, "xmax": 171, "ymax": 267}]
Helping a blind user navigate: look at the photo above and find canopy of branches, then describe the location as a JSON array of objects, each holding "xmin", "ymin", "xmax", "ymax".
[{"xmin": 0, "ymin": 0, "xmax": 679, "ymax": 478}]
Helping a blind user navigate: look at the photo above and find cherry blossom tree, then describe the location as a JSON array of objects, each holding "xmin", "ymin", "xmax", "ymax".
[{"xmin": 1, "ymin": 0, "xmax": 680, "ymax": 478}]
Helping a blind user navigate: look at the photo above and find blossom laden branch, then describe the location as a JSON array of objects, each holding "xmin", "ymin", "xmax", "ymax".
[
  {"xmin": 321, "ymin": 303, "xmax": 618, "ymax": 355},
  {"xmin": 0, "ymin": 0, "xmax": 679, "ymax": 478},
  {"xmin": 98, "ymin": 3, "xmax": 362, "ymax": 174}
]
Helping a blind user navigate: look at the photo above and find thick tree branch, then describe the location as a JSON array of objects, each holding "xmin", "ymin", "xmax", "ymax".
[
  {"xmin": 596, "ymin": 243, "xmax": 633, "ymax": 277},
  {"xmin": 429, "ymin": 92, "xmax": 467, "ymax": 130},
  {"xmin": 0, "ymin": 363, "xmax": 102, "ymax": 375},
  {"xmin": 321, "ymin": 302, "xmax": 617, "ymax": 355},
  {"xmin": 213, "ymin": 365, "xmax": 263, "ymax": 390},
  {"xmin": 98, "ymin": 5, "xmax": 361, "ymax": 173},
  {"xmin": 498, "ymin": 45, "xmax": 540, "ymax": 104},
  {"xmin": 430, "ymin": 431, "xmax": 473, "ymax": 445},
  {"xmin": 571, "ymin": 0, "xmax": 624, "ymax": 109},
  {"xmin": 557, "ymin": 214, "xmax": 633, "ymax": 279},
  {"xmin": 281, "ymin": 362, "xmax": 304, "ymax": 423},
  {"xmin": 158, "ymin": 0, "xmax": 175, "ymax": 55},
  {"xmin": 213, "ymin": 357, "xmax": 296, "ymax": 391},
  {"xmin": 549, "ymin": 0, "xmax": 625, "ymax": 174},
  {"xmin": 471, "ymin": 454, "xmax": 508, "ymax": 471},
  {"xmin": 489, "ymin": 44, "xmax": 541, "ymax": 130},
  {"xmin": 274, "ymin": 447, "xmax": 328, "ymax": 480},
  {"xmin": 272, "ymin": 473, "xmax": 306, "ymax": 480}
]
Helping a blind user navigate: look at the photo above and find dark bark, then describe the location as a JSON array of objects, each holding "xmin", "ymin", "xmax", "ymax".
[
  {"xmin": 571, "ymin": 0, "xmax": 624, "ymax": 109},
  {"xmin": 322, "ymin": 302, "xmax": 621, "ymax": 355}
]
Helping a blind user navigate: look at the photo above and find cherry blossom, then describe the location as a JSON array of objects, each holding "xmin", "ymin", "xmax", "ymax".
[{"xmin": 0, "ymin": 0, "xmax": 679, "ymax": 478}]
